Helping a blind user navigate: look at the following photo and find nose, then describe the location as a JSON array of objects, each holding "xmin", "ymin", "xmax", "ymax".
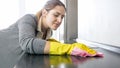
[{"xmin": 57, "ymin": 16, "xmax": 62, "ymax": 23}]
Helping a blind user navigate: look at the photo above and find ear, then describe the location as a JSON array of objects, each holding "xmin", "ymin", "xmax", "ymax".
[{"xmin": 42, "ymin": 9, "xmax": 48, "ymax": 17}]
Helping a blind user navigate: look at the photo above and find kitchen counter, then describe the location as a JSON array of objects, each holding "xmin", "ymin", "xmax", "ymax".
[{"xmin": 14, "ymin": 48, "xmax": 120, "ymax": 68}]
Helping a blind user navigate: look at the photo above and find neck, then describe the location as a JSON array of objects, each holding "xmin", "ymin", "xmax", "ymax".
[{"xmin": 41, "ymin": 17, "xmax": 49, "ymax": 32}]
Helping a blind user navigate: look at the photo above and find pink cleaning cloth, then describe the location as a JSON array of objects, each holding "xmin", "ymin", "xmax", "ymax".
[{"xmin": 71, "ymin": 47, "xmax": 104, "ymax": 57}]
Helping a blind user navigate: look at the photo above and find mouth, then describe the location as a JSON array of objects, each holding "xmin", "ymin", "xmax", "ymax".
[{"xmin": 54, "ymin": 23, "xmax": 60, "ymax": 27}]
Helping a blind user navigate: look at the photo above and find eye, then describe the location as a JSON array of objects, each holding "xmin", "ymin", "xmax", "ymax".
[
  {"xmin": 53, "ymin": 14, "xmax": 59, "ymax": 17},
  {"xmin": 61, "ymin": 15, "xmax": 65, "ymax": 19}
]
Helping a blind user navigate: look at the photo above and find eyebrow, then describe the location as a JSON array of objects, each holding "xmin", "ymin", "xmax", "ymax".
[{"xmin": 55, "ymin": 12, "xmax": 65, "ymax": 17}]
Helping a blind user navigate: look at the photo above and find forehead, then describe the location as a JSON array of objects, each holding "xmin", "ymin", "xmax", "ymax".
[{"xmin": 49, "ymin": 6, "xmax": 66, "ymax": 15}]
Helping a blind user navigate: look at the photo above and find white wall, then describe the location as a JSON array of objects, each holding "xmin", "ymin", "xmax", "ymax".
[
  {"xmin": 0, "ymin": 0, "xmax": 48, "ymax": 30},
  {"xmin": 78, "ymin": 0, "xmax": 120, "ymax": 47},
  {"xmin": 0, "ymin": 0, "xmax": 19, "ymax": 30}
]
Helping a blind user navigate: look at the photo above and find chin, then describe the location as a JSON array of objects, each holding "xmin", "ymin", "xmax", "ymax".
[
  {"xmin": 52, "ymin": 28, "xmax": 57, "ymax": 30},
  {"xmin": 52, "ymin": 27, "xmax": 58, "ymax": 30}
]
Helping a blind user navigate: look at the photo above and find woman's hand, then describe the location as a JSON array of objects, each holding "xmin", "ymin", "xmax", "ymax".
[
  {"xmin": 70, "ymin": 43, "xmax": 104, "ymax": 57},
  {"xmin": 45, "ymin": 39, "xmax": 104, "ymax": 57},
  {"xmin": 70, "ymin": 47, "xmax": 104, "ymax": 57}
]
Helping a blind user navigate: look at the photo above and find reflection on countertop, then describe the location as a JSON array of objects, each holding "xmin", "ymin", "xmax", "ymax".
[
  {"xmin": 14, "ymin": 54, "xmax": 103, "ymax": 68},
  {"xmin": 14, "ymin": 48, "xmax": 120, "ymax": 68}
]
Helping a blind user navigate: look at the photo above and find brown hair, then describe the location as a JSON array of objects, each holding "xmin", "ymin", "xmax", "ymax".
[{"xmin": 36, "ymin": 0, "xmax": 66, "ymax": 21}]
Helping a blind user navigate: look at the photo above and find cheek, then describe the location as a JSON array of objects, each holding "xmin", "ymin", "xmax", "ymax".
[
  {"xmin": 46, "ymin": 16, "xmax": 55, "ymax": 25},
  {"xmin": 46, "ymin": 17, "xmax": 52, "ymax": 25}
]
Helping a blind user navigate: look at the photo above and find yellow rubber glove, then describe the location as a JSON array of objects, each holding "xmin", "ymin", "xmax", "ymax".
[
  {"xmin": 72, "ymin": 43, "xmax": 97, "ymax": 55},
  {"xmin": 49, "ymin": 41, "xmax": 97, "ymax": 57}
]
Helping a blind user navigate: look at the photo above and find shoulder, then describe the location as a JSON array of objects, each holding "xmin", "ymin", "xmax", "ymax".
[
  {"xmin": 21, "ymin": 14, "xmax": 36, "ymax": 22},
  {"xmin": 17, "ymin": 14, "xmax": 37, "ymax": 27}
]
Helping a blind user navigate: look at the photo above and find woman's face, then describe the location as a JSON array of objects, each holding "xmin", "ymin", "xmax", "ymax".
[{"xmin": 43, "ymin": 5, "xmax": 65, "ymax": 30}]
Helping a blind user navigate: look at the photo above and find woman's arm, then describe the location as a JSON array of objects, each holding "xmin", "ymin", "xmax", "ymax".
[
  {"xmin": 44, "ymin": 41, "xmax": 50, "ymax": 54},
  {"xmin": 44, "ymin": 40, "xmax": 104, "ymax": 57},
  {"xmin": 18, "ymin": 14, "xmax": 46, "ymax": 54}
]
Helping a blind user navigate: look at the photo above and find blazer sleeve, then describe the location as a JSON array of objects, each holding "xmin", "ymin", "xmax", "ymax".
[{"xmin": 18, "ymin": 14, "xmax": 46, "ymax": 54}]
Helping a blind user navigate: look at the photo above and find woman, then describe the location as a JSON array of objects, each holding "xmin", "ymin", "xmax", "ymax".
[{"xmin": 0, "ymin": 0, "xmax": 103, "ymax": 61}]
